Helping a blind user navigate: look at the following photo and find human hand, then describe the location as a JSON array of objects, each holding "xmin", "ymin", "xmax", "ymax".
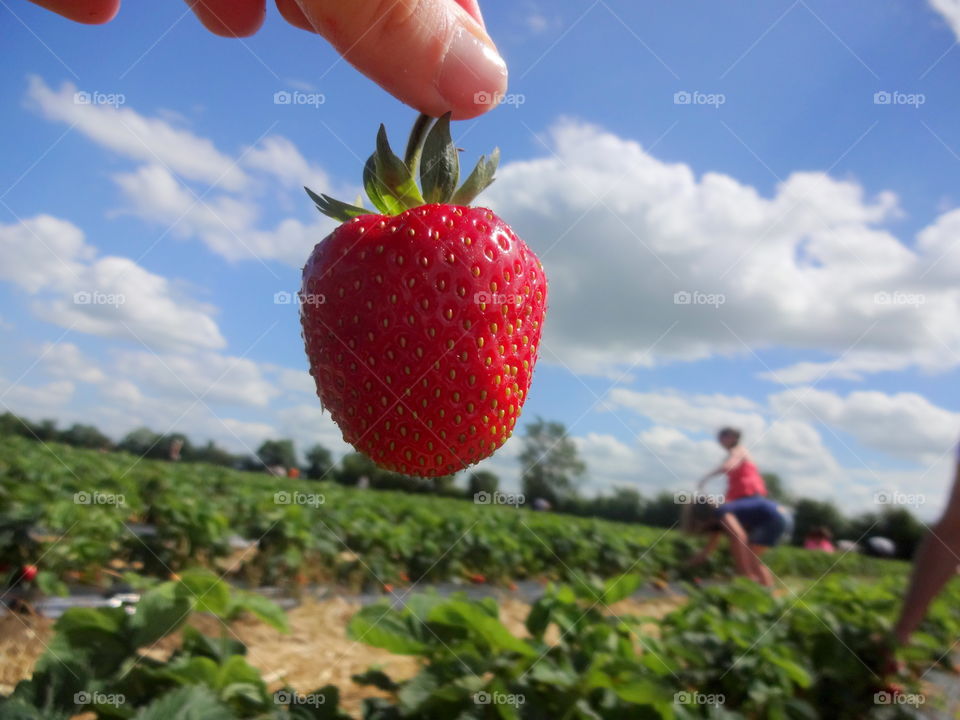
[{"xmin": 27, "ymin": 0, "xmax": 507, "ymax": 120}]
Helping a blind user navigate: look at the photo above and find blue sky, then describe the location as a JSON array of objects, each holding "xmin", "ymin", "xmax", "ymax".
[{"xmin": 3, "ymin": 0, "xmax": 960, "ymax": 519}]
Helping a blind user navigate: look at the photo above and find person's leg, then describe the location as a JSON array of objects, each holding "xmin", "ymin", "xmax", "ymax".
[
  {"xmin": 894, "ymin": 467, "xmax": 960, "ymax": 644},
  {"xmin": 720, "ymin": 512, "xmax": 763, "ymax": 583},
  {"xmin": 749, "ymin": 545, "xmax": 774, "ymax": 587}
]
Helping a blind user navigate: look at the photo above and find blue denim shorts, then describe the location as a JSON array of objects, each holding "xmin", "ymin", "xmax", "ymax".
[{"xmin": 717, "ymin": 496, "xmax": 790, "ymax": 547}]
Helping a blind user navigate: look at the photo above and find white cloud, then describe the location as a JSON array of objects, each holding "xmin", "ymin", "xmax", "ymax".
[
  {"xmin": 26, "ymin": 76, "xmax": 247, "ymax": 191},
  {"xmin": 929, "ymin": 0, "xmax": 960, "ymax": 40},
  {"xmin": 113, "ymin": 162, "xmax": 336, "ymax": 266},
  {"xmin": 243, "ymin": 135, "xmax": 331, "ymax": 192},
  {"xmin": 40, "ymin": 342, "xmax": 105, "ymax": 384},
  {"xmin": 0, "ymin": 379, "xmax": 75, "ymax": 414},
  {"xmin": 485, "ymin": 120, "xmax": 960, "ymax": 379},
  {"xmin": 0, "ymin": 215, "xmax": 225, "ymax": 352},
  {"xmin": 114, "ymin": 350, "xmax": 279, "ymax": 408}
]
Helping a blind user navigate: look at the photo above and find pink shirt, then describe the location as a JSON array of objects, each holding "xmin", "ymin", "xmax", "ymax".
[
  {"xmin": 804, "ymin": 538, "xmax": 835, "ymax": 552},
  {"xmin": 725, "ymin": 456, "xmax": 767, "ymax": 501}
]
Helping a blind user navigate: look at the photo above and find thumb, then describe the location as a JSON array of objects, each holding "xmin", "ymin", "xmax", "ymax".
[{"xmin": 290, "ymin": 0, "xmax": 507, "ymax": 120}]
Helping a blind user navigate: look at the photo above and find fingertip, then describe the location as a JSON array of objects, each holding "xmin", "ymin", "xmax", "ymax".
[
  {"xmin": 28, "ymin": 0, "xmax": 120, "ymax": 24},
  {"xmin": 187, "ymin": 0, "xmax": 266, "ymax": 37},
  {"xmin": 277, "ymin": 0, "xmax": 316, "ymax": 32},
  {"xmin": 436, "ymin": 24, "xmax": 507, "ymax": 120}
]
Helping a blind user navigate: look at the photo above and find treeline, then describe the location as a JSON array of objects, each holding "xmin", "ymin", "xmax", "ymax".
[{"xmin": 0, "ymin": 411, "xmax": 927, "ymax": 557}]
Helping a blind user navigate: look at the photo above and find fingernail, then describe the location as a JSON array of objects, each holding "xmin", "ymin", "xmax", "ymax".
[{"xmin": 437, "ymin": 25, "xmax": 508, "ymax": 116}]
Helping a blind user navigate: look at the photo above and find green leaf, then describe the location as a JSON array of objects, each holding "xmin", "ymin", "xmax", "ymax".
[
  {"xmin": 602, "ymin": 574, "xmax": 642, "ymax": 604},
  {"xmin": 133, "ymin": 686, "xmax": 233, "ymax": 720},
  {"xmin": 175, "ymin": 569, "xmax": 231, "ymax": 616},
  {"xmin": 228, "ymin": 589, "xmax": 290, "ymax": 633},
  {"xmin": 766, "ymin": 654, "xmax": 813, "ymax": 688},
  {"xmin": 451, "ymin": 148, "xmax": 499, "ymax": 205},
  {"xmin": 373, "ymin": 125, "xmax": 424, "ymax": 211},
  {"xmin": 420, "ymin": 113, "xmax": 459, "ymax": 204},
  {"xmin": 348, "ymin": 605, "xmax": 428, "ymax": 655},
  {"xmin": 397, "ymin": 668, "xmax": 441, "ymax": 712},
  {"xmin": 305, "ymin": 186, "xmax": 369, "ymax": 222},
  {"xmin": 131, "ymin": 581, "xmax": 193, "ymax": 648},
  {"xmin": 428, "ymin": 601, "xmax": 536, "ymax": 657}
]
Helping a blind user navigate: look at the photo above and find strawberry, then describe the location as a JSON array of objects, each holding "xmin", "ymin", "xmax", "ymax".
[
  {"xmin": 20, "ymin": 564, "xmax": 38, "ymax": 582},
  {"xmin": 301, "ymin": 114, "xmax": 547, "ymax": 477}
]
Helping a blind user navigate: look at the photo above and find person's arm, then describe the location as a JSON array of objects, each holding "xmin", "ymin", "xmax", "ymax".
[
  {"xmin": 690, "ymin": 532, "xmax": 722, "ymax": 565},
  {"xmin": 699, "ymin": 448, "xmax": 742, "ymax": 487},
  {"xmin": 27, "ymin": 0, "xmax": 506, "ymax": 120},
  {"xmin": 894, "ymin": 464, "xmax": 960, "ymax": 644}
]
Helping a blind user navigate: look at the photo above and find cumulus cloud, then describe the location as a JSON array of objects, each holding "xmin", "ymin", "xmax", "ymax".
[
  {"xmin": 26, "ymin": 76, "xmax": 247, "ymax": 191},
  {"xmin": 484, "ymin": 120, "xmax": 960, "ymax": 380},
  {"xmin": 0, "ymin": 215, "xmax": 225, "ymax": 352},
  {"xmin": 929, "ymin": 0, "xmax": 960, "ymax": 40}
]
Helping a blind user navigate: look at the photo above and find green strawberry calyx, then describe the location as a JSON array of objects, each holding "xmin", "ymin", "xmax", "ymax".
[{"xmin": 305, "ymin": 113, "xmax": 500, "ymax": 222}]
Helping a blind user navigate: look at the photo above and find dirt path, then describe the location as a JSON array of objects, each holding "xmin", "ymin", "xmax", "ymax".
[{"xmin": 0, "ymin": 591, "xmax": 685, "ymax": 717}]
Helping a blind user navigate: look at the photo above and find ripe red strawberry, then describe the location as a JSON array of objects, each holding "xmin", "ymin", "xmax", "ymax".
[
  {"xmin": 20, "ymin": 564, "xmax": 38, "ymax": 582},
  {"xmin": 301, "ymin": 114, "xmax": 547, "ymax": 477}
]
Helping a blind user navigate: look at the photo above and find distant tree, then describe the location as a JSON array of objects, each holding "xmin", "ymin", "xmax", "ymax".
[
  {"xmin": 847, "ymin": 507, "xmax": 924, "ymax": 560},
  {"xmin": 637, "ymin": 491, "xmax": 683, "ymax": 528},
  {"xmin": 31, "ymin": 419, "xmax": 59, "ymax": 442},
  {"xmin": 467, "ymin": 470, "xmax": 499, "ymax": 498},
  {"xmin": 519, "ymin": 418, "xmax": 586, "ymax": 507},
  {"xmin": 118, "ymin": 427, "xmax": 163, "ymax": 458},
  {"xmin": 256, "ymin": 439, "xmax": 297, "ymax": 470},
  {"xmin": 792, "ymin": 498, "xmax": 846, "ymax": 546},
  {"xmin": 191, "ymin": 440, "xmax": 239, "ymax": 467},
  {"xmin": 0, "ymin": 412, "xmax": 27, "ymax": 438},
  {"xmin": 762, "ymin": 473, "xmax": 791, "ymax": 503},
  {"xmin": 60, "ymin": 423, "xmax": 112, "ymax": 449},
  {"xmin": 336, "ymin": 452, "xmax": 381, "ymax": 486},
  {"xmin": 305, "ymin": 443, "xmax": 334, "ymax": 480}
]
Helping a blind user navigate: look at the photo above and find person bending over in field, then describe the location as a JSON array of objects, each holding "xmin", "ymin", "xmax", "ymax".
[
  {"xmin": 893, "ymin": 441, "xmax": 960, "ymax": 645},
  {"xmin": 693, "ymin": 428, "xmax": 788, "ymax": 586},
  {"xmin": 689, "ymin": 497, "xmax": 792, "ymax": 586}
]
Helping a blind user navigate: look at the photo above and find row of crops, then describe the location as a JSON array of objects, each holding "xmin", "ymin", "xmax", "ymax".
[
  {"xmin": 0, "ymin": 435, "xmax": 904, "ymax": 593},
  {"xmin": 3, "ymin": 566, "xmax": 959, "ymax": 719}
]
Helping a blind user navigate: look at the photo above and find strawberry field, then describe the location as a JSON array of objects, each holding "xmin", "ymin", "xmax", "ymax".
[{"xmin": 2, "ymin": 436, "xmax": 959, "ymax": 719}]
